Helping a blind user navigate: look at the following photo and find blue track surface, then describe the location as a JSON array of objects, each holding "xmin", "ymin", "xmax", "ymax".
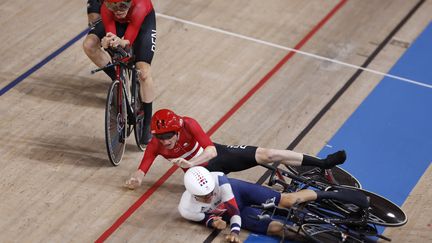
[{"xmin": 246, "ymin": 22, "xmax": 432, "ymax": 243}]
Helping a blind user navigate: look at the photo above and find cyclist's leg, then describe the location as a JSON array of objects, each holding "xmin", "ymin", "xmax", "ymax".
[
  {"xmin": 87, "ymin": 0, "xmax": 101, "ymax": 25},
  {"xmin": 83, "ymin": 21, "xmax": 116, "ymax": 80},
  {"xmin": 240, "ymin": 206, "xmax": 272, "ymax": 234},
  {"xmin": 256, "ymin": 147, "xmax": 347, "ymax": 169},
  {"xmin": 279, "ymin": 188, "xmax": 369, "ymax": 209},
  {"xmin": 279, "ymin": 189, "xmax": 318, "ymax": 208},
  {"xmin": 206, "ymin": 144, "xmax": 259, "ymax": 174},
  {"xmin": 231, "ymin": 179, "xmax": 304, "ymax": 240},
  {"xmin": 241, "ymin": 207, "xmax": 303, "ymax": 240},
  {"xmin": 229, "ymin": 177, "xmax": 281, "ymax": 206},
  {"xmin": 133, "ymin": 9, "xmax": 156, "ymax": 144}
]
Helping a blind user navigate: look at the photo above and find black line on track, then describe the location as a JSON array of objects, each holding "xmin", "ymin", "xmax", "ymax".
[{"xmin": 203, "ymin": 0, "xmax": 425, "ymax": 242}]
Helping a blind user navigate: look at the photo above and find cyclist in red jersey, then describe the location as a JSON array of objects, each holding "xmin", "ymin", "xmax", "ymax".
[
  {"xmin": 83, "ymin": 0, "xmax": 156, "ymax": 144},
  {"xmin": 125, "ymin": 109, "xmax": 347, "ymax": 189}
]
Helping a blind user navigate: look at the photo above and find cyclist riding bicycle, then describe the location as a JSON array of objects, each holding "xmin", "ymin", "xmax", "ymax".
[
  {"xmin": 83, "ymin": 0, "xmax": 156, "ymax": 144},
  {"xmin": 125, "ymin": 109, "xmax": 347, "ymax": 189},
  {"xmin": 178, "ymin": 167, "xmax": 369, "ymax": 242}
]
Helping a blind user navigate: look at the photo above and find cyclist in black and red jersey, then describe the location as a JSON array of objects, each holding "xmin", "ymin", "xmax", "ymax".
[
  {"xmin": 83, "ymin": 0, "xmax": 156, "ymax": 144},
  {"xmin": 125, "ymin": 109, "xmax": 347, "ymax": 189}
]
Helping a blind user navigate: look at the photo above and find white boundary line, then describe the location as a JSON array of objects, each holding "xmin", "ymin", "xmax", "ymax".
[{"xmin": 157, "ymin": 13, "xmax": 432, "ymax": 89}]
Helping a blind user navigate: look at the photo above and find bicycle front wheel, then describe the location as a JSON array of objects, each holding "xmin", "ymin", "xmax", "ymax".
[
  {"xmin": 105, "ymin": 80, "xmax": 127, "ymax": 166},
  {"xmin": 301, "ymin": 224, "xmax": 367, "ymax": 243}
]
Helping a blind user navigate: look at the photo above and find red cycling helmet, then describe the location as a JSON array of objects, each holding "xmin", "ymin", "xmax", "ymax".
[{"xmin": 151, "ymin": 109, "xmax": 183, "ymax": 134}]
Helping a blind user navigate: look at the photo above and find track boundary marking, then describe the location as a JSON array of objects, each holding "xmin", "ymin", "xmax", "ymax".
[{"xmin": 157, "ymin": 13, "xmax": 432, "ymax": 89}]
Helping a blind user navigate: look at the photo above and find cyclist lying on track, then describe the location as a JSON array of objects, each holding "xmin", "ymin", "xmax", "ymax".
[
  {"xmin": 178, "ymin": 166, "xmax": 369, "ymax": 242},
  {"xmin": 83, "ymin": 0, "xmax": 156, "ymax": 144},
  {"xmin": 125, "ymin": 108, "xmax": 347, "ymax": 189}
]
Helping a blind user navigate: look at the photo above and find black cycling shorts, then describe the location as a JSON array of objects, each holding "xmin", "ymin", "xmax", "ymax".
[
  {"xmin": 88, "ymin": 9, "xmax": 156, "ymax": 64},
  {"xmin": 205, "ymin": 143, "xmax": 259, "ymax": 174},
  {"xmin": 87, "ymin": 0, "xmax": 101, "ymax": 14}
]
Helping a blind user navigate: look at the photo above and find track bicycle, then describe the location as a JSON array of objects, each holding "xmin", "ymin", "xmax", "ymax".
[
  {"xmin": 254, "ymin": 164, "xmax": 408, "ymax": 242},
  {"xmin": 265, "ymin": 163, "xmax": 362, "ymax": 191},
  {"xmin": 91, "ymin": 47, "xmax": 146, "ymax": 166}
]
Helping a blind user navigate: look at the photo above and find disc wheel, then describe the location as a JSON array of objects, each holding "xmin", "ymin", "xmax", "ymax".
[{"xmin": 105, "ymin": 80, "xmax": 127, "ymax": 166}]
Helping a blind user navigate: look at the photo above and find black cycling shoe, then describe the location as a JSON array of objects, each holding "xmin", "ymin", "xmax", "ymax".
[
  {"xmin": 322, "ymin": 150, "xmax": 347, "ymax": 169},
  {"xmin": 140, "ymin": 124, "xmax": 152, "ymax": 145}
]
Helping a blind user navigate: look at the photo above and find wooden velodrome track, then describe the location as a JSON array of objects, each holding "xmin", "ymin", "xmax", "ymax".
[{"xmin": 1, "ymin": 0, "xmax": 431, "ymax": 242}]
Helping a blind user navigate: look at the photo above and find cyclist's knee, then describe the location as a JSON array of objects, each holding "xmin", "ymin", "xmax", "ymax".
[
  {"xmin": 279, "ymin": 193, "xmax": 298, "ymax": 207},
  {"xmin": 255, "ymin": 147, "xmax": 275, "ymax": 164},
  {"xmin": 136, "ymin": 62, "xmax": 152, "ymax": 83},
  {"xmin": 83, "ymin": 35, "xmax": 100, "ymax": 53},
  {"xmin": 267, "ymin": 221, "xmax": 283, "ymax": 237}
]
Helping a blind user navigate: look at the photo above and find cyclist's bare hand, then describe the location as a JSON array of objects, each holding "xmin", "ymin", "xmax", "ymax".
[
  {"xmin": 212, "ymin": 217, "xmax": 226, "ymax": 230},
  {"xmin": 101, "ymin": 32, "xmax": 114, "ymax": 49},
  {"xmin": 171, "ymin": 158, "xmax": 193, "ymax": 168},
  {"xmin": 225, "ymin": 232, "xmax": 241, "ymax": 243},
  {"xmin": 125, "ymin": 170, "xmax": 145, "ymax": 189}
]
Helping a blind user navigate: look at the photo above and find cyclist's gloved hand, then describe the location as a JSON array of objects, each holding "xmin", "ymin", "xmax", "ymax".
[{"xmin": 125, "ymin": 170, "xmax": 145, "ymax": 189}]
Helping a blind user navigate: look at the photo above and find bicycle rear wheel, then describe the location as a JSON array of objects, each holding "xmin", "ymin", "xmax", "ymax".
[
  {"xmin": 133, "ymin": 80, "xmax": 146, "ymax": 151},
  {"xmin": 332, "ymin": 186, "xmax": 407, "ymax": 227},
  {"xmin": 301, "ymin": 224, "xmax": 367, "ymax": 243},
  {"xmin": 105, "ymin": 80, "xmax": 127, "ymax": 166},
  {"xmin": 362, "ymin": 188, "xmax": 407, "ymax": 227}
]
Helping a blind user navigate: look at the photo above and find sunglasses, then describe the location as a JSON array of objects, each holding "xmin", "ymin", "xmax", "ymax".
[
  {"xmin": 105, "ymin": 1, "xmax": 132, "ymax": 11},
  {"xmin": 154, "ymin": 132, "xmax": 176, "ymax": 140}
]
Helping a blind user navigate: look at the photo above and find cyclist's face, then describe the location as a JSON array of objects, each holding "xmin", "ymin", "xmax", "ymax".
[
  {"xmin": 113, "ymin": 9, "xmax": 129, "ymax": 19},
  {"xmin": 105, "ymin": 1, "xmax": 131, "ymax": 18},
  {"xmin": 194, "ymin": 191, "xmax": 214, "ymax": 204},
  {"xmin": 157, "ymin": 133, "xmax": 178, "ymax": 149}
]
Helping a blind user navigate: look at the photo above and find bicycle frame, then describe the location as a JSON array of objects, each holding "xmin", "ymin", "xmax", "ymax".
[{"xmin": 91, "ymin": 47, "xmax": 145, "ymax": 165}]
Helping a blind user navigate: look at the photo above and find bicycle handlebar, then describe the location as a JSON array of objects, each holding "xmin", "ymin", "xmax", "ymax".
[
  {"xmin": 90, "ymin": 46, "xmax": 134, "ymax": 75},
  {"xmin": 90, "ymin": 62, "xmax": 115, "ymax": 74}
]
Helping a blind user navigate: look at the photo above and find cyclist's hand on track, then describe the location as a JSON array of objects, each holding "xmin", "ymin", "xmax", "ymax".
[
  {"xmin": 125, "ymin": 170, "xmax": 145, "ymax": 189},
  {"xmin": 212, "ymin": 217, "xmax": 226, "ymax": 230},
  {"xmin": 225, "ymin": 232, "xmax": 241, "ymax": 243},
  {"xmin": 171, "ymin": 158, "xmax": 193, "ymax": 168}
]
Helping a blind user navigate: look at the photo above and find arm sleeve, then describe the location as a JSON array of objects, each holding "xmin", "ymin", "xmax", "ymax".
[
  {"xmin": 183, "ymin": 117, "xmax": 214, "ymax": 148},
  {"xmin": 101, "ymin": 4, "xmax": 117, "ymax": 35},
  {"xmin": 177, "ymin": 192, "xmax": 213, "ymax": 226},
  {"xmin": 218, "ymin": 175, "xmax": 241, "ymax": 234},
  {"xmin": 124, "ymin": 0, "xmax": 153, "ymax": 45},
  {"xmin": 138, "ymin": 139, "xmax": 159, "ymax": 173}
]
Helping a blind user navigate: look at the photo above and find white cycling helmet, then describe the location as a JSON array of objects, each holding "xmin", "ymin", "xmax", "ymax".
[{"xmin": 184, "ymin": 166, "xmax": 215, "ymax": 196}]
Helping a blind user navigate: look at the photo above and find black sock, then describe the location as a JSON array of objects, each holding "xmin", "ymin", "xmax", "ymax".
[
  {"xmin": 142, "ymin": 102, "xmax": 152, "ymax": 127},
  {"xmin": 315, "ymin": 188, "xmax": 369, "ymax": 208},
  {"xmin": 301, "ymin": 155, "xmax": 323, "ymax": 167},
  {"xmin": 302, "ymin": 151, "xmax": 346, "ymax": 169},
  {"xmin": 103, "ymin": 64, "xmax": 116, "ymax": 81}
]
